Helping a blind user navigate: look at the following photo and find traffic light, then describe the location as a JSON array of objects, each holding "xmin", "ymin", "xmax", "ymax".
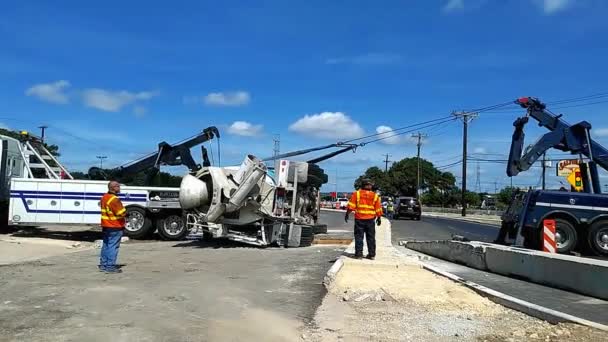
[{"xmin": 575, "ymin": 170, "xmax": 582, "ymax": 188}]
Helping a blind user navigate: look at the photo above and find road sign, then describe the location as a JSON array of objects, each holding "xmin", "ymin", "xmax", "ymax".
[
  {"xmin": 557, "ymin": 159, "xmax": 579, "ymax": 177},
  {"xmin": 567, "ymin": 168, "xmax": 583, "ymax": 191}
]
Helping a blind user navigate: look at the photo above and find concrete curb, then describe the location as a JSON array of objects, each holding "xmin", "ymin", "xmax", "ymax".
[
  {"xmin": 422, "ymin": 213, "xmax": 501, "ymax": 226},
  {"xmin": 322, "ymin": 219, "xmax": 392, "ymax": 288},
  {"xmin": 403, "ymin": 240, "xmax": 608, "ymax": 300},
  {"xmin": 420, "ymin": 262, "xmax": 608, "ymax": 332},
  {"xmin": 320, "ymin": 208, "xmax": 346, "ymax": 213}
]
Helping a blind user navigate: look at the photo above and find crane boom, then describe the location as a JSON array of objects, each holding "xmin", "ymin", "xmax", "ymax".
[
  {"xmin": 89, "ymin": 126, "xmax": 220, "ymax": 184},
  {"xmin": 507, "ymin": 97, "xmax": 608, "ymax": 193}
]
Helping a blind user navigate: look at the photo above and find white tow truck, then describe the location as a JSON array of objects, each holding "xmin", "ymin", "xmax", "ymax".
[
  {"xmin": 3, "ymin": 129, "xmax": 351, "ymax": 247},
  {"xmin": 2, "ymin": 129, "xmax": 219, "ymax": 240}
]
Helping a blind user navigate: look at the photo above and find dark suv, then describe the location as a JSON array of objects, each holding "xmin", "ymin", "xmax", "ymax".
[{"xmin": 394, "ymin": 196, "xmax": 421, "ymax": 220}]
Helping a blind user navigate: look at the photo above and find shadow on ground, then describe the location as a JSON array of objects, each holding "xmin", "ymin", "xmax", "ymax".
[{"xmin": 172, "ymin": 238, "xmax": 280, "ymax": 249}]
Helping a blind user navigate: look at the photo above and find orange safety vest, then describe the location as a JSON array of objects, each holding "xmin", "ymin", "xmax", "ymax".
[
  {"xmin": 347, "ymin": 190, "xmax": 383, "ymax": 220},
  {"xmin": 100, "ymin": 193, "xmax": 126, "ymax": 228}
]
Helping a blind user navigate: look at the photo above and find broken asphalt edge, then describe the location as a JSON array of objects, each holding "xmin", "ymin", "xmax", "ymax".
[
  {"xmin": 420, "ymin": 261, "xmax": 608, "ymax": 332},
  {"xmin": 321, "ymin": 214, "xmax": 608, "ymax": 332}
]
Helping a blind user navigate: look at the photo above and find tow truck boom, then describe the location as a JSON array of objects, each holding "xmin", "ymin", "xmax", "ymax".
[
  {"xmin": 89, "ymin": 126, "xmax": 220, "ymax": 184},
  {"xmin": 507, "ymin": 97, "xmax": 608, "ymax": 193}
]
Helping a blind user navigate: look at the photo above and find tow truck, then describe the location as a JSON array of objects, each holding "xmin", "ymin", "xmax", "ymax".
[
  {"xmin": 4, "ymin": 127, "xmax": 219, "ymax": 240},
  {"xmin": 4, "ymin": 127, "xmax": 353, "ymax": 247},
  {"xmin": 497, "ymin": 97, "xmax": 608, "ymax": 257}
]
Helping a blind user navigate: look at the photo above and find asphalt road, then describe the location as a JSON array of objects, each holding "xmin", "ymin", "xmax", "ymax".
[
  {"xmin": 319, "ymin": 210, "xmax": 499, "ymax": 244},
  {"xmin": 390, "ymin": 216, "xmax": 500, "ymax": 244},
  {"xmin": 0, "ymin": 224, "xmax": 346, "ymax": 341}
]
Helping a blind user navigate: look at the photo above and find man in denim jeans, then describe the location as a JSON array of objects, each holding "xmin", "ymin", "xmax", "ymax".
[{"xmin": 99, "ymin": 181, "xmax": 127, "ymax": 273}]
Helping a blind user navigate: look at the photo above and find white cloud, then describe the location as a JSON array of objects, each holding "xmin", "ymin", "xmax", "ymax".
[
  {"xmin": 289, "ymin": 112, "xmax": 364, "ymax": 140},
  {"xmin": 227, "ymin": 121, "xmax": 263, "ymax": 137},
  {"xmin": 25, "ymin": 80, "xmax": 71, "ymax": 104},
  {"xmin": 326, "ymin": 53, "xmax": 402, "ymax": 66},
  {"xmin": 593, "ymin": 128, "xmax": 608, "ymax": 137},
  {"xmin": 82, "ymin": 89, "xmax": 159, "ymax": 112},
  {"xmin": 443, "ymin": 0, "xmax": 465, "ymax": 12},
  {"xmin": 133, "ymin": 106, "xmax": 147, "ymax": 118},
  {"xmin": 541, "ymin": 0, "xmax": 572, "ymax": 14},
  {"xmin": 473, "ymin": 147, "xmax": 487, "ymax": 154},
  {"xmin": 375, "ymin": 126, "xmax": 401, "ymax": 145},
  {"xmin": 204, "ymin": 91, "xmax": 250, "ymax": 107}
]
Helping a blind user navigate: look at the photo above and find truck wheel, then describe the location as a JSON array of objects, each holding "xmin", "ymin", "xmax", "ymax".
[
  {"xmin": 124, "ymin": 207, "xmax": 153, "ymax": 239},
  {"xmin": 299, "ymin": 226, "xmax": 314, "ymax": 247},
  {"xmin": 554, "ymin": 218, "xmax": 578, "ymax": 254},
  {"xmin": 587, "ymin": 220, "xmax": 608, "ymax": 257},
  {"xmin": 156, "ymin": 214, "xmax": 188, "ymax": 241}
]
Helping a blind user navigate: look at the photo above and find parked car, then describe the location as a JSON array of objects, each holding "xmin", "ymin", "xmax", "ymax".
[
  {"xmin": 336, "ymin": 197, "xmax": 349, "ymax": 209},
  {"xmin": 394, "ymin": 196, "xmax": 421, "ymax": 220}
]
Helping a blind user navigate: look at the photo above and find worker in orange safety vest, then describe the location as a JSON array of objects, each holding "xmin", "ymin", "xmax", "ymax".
[
  {"xmin": 98, "ymin": 180, "xmax": 127, "ymax": 273},
  {"xmin": 344, "ymin": 179, "xmax": 383, "ymax": 260}
]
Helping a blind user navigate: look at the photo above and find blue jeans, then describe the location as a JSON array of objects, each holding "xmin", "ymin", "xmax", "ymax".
[{"xmin": 99, "ymin": 228, "xmax": 123, "ymax": 271}]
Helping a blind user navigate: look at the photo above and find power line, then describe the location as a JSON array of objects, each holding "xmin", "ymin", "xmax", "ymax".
[
  {"xmin": 359, "ymin": 118, "xmax": 457, "ymax": 145},
  {"xmin": 342, "ymin": 116, "xmax": 455, "ymax": 144}
]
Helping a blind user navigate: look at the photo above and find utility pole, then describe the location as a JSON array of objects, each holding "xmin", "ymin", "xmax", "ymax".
[
  {"xmin": 412, "ymin": 132, "xmax": 427, "ymax": 198},
  {"xmin": 541, "ymin": 152, "xmax": 546, "ymax": 190},
  {"xmin": 382, "ymin": 154, "xmax": 392, "ymax": 172},
  {"xmin": 453, "ymin": 111, "xmax": 478, "ymax": 216},
  {"xmin": 334, "ymin": 169, "xmax": 338, "ymax": 200},
  {"xmin": 494, "ymin": 180, "xmax": 498, "ymax": 195},
  {"xmin": 96, "ymin": 156, "xmax": 107, "ymax": 169},
  {"xmin": 38, "ymin": 125, "xmax": 48, "ymax": 143},
  {"xmin": 272, "ymin": 134, "xmax": 280, "ymax": 166},
  {"xmin": 475, "ymin": 161, "xmax": 481, "ymax": 193}
]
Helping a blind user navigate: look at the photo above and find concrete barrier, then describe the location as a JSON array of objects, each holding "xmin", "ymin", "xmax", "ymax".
[
  {"xmin": 484, "ymin": 245, "xmax": 608, "ymax": 301},
  {"xmin": 403, "ymin": 240, "xmax": 608, "ymax": 301},
  {"xmin": 402, "ymin": 240, "xmax": 488, "ymax": 270}
]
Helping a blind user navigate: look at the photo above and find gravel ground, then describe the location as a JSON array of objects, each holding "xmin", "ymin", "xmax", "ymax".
[
  {"xmin": 303, "ymin": 215, "xmax": 607, "ymax": 341},
  {"xmin": 0, "ymin": 239, "xmax": 344, "ymax": 341}
]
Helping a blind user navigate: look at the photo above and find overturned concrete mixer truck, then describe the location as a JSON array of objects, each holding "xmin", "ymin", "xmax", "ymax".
[{"xmin": 179, "ymin": 155, "xmax": 329, "ymax": 247}]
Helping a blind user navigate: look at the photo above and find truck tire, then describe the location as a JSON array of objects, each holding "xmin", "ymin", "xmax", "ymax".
[
  {"xmin": 299, "ymin": 226, "xmax": 314, "ymax": 247},
  {"xmin": 313, "ymin": 224, "xmax": 328, "ymax": 234},
  {"xmin": 587, "ymin": 220, "xmax": 608, "ymax": 257},
  {"xmin": 553, "ymin": 218, "xmax": 578, "ymax": 254},
  {"xmin": 156, "ymin": 213, "xmax": 189, "ymax": 241},
  {"xmin": 124, "ymin": 207, "xmax": 154, "ymax": 239}
]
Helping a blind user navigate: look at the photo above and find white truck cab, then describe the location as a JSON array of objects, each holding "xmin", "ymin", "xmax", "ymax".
[{"xmin": 1, "ymin": 132, "xmax": 187, "ymax": 240}]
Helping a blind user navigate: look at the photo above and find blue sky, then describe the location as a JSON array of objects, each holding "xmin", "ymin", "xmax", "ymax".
[{"xmin": 2, "ymin": 0, "xmax": 608, "ymax": 193}]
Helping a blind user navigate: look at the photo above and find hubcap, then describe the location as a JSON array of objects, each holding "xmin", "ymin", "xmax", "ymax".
[
  {"xmin": 126, "ymin": 211, "xmax": 145, "ymax": 232},
  {"xmin": 164, "ymin": 215, "xmax": 184, "ymax": 236},
  {"xmin": 596, "ymin": 228, "xmax": 608, "ymax": 251},
  {"xmin": 555, "ymin": 229, "xmax": 569, "ymax": 249}
]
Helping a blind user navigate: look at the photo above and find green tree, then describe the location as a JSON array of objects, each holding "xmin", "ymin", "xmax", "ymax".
[
  {"xmin": 353, "ymin": 157, "xmax": 457, "ymax": 201},
  {"xmin": 497, "ymin": 186, "xmax": 516, "ymax": 208},
  {"xmin": 354, "ymin": 166, "xmax": 389, "ymax": 191}
]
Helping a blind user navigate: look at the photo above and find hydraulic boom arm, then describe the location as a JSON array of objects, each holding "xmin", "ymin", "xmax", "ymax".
[
  {"xmin": 90, "ymin": 126, "xmax": 220, "ymax": 184},
  {"xmin": 507, "ymin": 97, "xmax": 608, "ymax": 192}
]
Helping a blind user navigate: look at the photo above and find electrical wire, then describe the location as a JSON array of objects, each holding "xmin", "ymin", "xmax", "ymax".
[
  {"xmin": 341, "ymin": 116, "xmax": 454, "ymax": 144},
  {"xmin": 359, "ymin": 118, "xmax": 458, "ymax": 145}
]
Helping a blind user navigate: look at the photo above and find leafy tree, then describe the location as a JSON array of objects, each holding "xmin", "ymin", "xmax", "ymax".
[
  {"xmin": 354, "ymin": 157, "xmax": 458, "ymax": 204},
  {"xmin": 497, "ymin": 186, "xmax": 517, "ymax": 208},
  {"xmin": 354, "ymin": 166, "xmax": 388, "ymax": 191}
]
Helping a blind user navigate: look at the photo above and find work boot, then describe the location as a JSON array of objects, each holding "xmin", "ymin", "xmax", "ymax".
[
  {"xmin": 103, "ymin": 268, "xmax": 123, "ymax": 274},
  {"xmin": 366, "ymin": 255, "xmax": 375, "ymax": 260},
  {"xmin": 353, "ymin": 254, "xmax": 363, "ymax": 260}
]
